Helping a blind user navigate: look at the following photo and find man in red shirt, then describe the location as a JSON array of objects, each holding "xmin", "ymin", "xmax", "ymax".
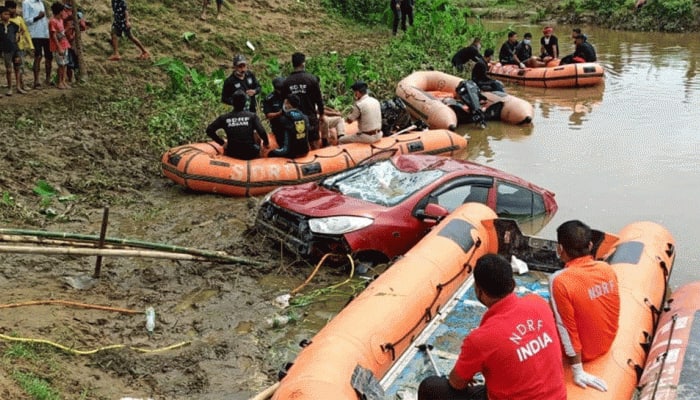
[
  {"xmin": 550, "ymin": 220, "xmax": 620, "ymax": 392},
  {"xmin": 418, "ymin": 254, "xmax": 566, "ymax": 400}
]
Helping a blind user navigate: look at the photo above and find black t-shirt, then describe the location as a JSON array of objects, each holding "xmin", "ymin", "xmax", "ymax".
[
  {"xmin": 269, "ymin": 109, "xmax": 310, "ymax": 159},
  {"xmin": 451, "ymin": 45, "xmax": 481, "ymax": 70},
  {"xmin": 206, "ymin": 109, "xmax": 268, "ymax": 160},
  {"xmin": 540, "ymin": 35, "xmax": 559, "ymax": 57},
  {"xmin": 0, "ymin": 22, "xmax": 19, "ymax": 53},
  {"xmin": 499, "ymin": 40, "xmax": 518, "ymax": 64},
  {"xmin": 221, "ymin": 71, "xmax": 261, "ymax": 112},
  {"xmin": 281, "ymin": 70, "xmax": 324, "ymax": 121},
  {"xmin": 471, "ymin": 57, "xmax": 490, "ymax": 82},
  {"xmin": 262, "ymin": 92, "xmax": 285, "ymax": 144}
]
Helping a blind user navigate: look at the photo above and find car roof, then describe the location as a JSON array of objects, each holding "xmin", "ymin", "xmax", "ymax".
[{"xmin": 390, "ymin": 154, "xmax": 548, "ymax": 192}]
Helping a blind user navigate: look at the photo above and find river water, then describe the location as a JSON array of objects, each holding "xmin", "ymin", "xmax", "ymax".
[{"xmin": 460, "ymin": 23, "xmax": 700, "ymax": 289}]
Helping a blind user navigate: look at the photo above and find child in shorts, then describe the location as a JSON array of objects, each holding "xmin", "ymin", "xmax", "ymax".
[
  {"xmin": 48, "ymin": 1, "xmax": 70, "ymax": 89},
  {"xmin": 6, "ymin": 0, "xmax": 32, "ymax": 93},
  {"xmin": 0, "ymin": 5, "xmax": 19, "ymax": 95}
]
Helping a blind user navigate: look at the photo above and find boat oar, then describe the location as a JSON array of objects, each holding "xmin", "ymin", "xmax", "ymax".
[
  {"xmin": 417, "ymin": 344, "xmax": 442, "ymax": 376},
  {"xmin": 390, "ymin": 124, "xmax": 417, "ymax": 137}
]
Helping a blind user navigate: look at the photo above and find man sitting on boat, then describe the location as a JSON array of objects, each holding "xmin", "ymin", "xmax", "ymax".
[
  {"xmin": 549, "ymin": 220, "xmax": 620, "ymax": 392},
  {"xmin": 515, "ymin": 32, "xmax": 546, "ymax": 68},
  {"xmin": 539, "ymin": 26, "xmax": 559, "ymax": 63},
  {"xmin": 418, "ymin": 254, "xmax": 566, "ymax": 400},
  {"xmin": 472, "ymin": 49, "xmax": 505, "ymax": 92},
  {"xmin": 339, "ymin": 81, "xmax": 383, "ymax": 144},
  {"xmin": 205, "ymin": 90, "xmax": 269, "ymax": 160},
  {"xmin": 498, "ymin": 31, "xmax": 526, "ymax": 69},
  {"xmin": 560, "ymin": 33, "xmax": 597, "ymax": 65},
  {"xmin": 268, "ymin": 94, "xmax": 310, "ymax": 159}
]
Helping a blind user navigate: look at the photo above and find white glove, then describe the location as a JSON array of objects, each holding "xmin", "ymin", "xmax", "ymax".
[
  {"xmin": 571, "ymin": 363, "xmax": 608, "ymax": 392},
  {"xmin": 519, "ymin": 62, "xmax": 525, "ymax": 68}
]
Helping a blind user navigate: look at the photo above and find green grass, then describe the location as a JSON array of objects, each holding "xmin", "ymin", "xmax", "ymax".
[{"xmin": 12, "ymin": 371, "xmax": 61, "ymax": 400}]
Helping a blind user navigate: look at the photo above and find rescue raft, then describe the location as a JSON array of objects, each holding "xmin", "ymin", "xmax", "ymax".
[
  {"xmin": 487, "ymin": 60, "xmax": 605, "ymax": 88},
  {"xmin": 395, "ymin": 70, "xmax": 534, "ymax": 130},
  {"xmin": 269, "ymin": 213, "xmax": 676, "ymax": 400},
  {"xmin": 271, "ymin": 203, "xmax": 498, "ymax": 400},
  {"xmin": 161, "ymin": 129, "xmax": 467, "ymax": 197},
  {"xmin": 637, "ymin": 280, "xmax": 700, "ymax": 400}
]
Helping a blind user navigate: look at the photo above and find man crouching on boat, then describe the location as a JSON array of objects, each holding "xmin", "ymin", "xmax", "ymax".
[{"xmin": 418, "ymin": 254, "xmax": 566, "ymax": 400}]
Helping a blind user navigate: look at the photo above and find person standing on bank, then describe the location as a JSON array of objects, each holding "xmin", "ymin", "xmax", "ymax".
[
  {"xmin": 206, "ymin": 90, "xmax": 269, "ymax": 160},
  {"xmin": 400, "ymin": 0, "xmax": 413, "ymax": 32},
  {"xmin": 222, "ymin": 54, "xmax": 261, "ymax": 113},
  {"xmin": 268, "ymin": 94, "xmax": 310, "ymax": 159},
  {"xmin": 390, "ymin": 0, "xmax": 400, "ymax": 36},
  {"xmin": 339, "ymin": 81, "xmax": 383, "ymax": 144},
  {"xmin": 282, "ymin": 52, "xmax": 324, "ymax": 150},
  {"xmin": 549, "ymin": 220, "xmax": 620, "ymax": 392},
  {"xmin": 23, "ymin": 0, "xmax": 51, "ymax": 89},
  {"xmin": 418, "ymin": 254, "xmax": 566, "ymax": 400}
]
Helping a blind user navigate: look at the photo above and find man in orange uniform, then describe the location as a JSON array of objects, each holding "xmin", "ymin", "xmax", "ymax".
[
  {"xmin": 418, "ymin": 254, "xmax": 566, "ymax": 400},
  {"xmin": 549, "ymin": 220, "xmax": 620, "ymax": 392}
]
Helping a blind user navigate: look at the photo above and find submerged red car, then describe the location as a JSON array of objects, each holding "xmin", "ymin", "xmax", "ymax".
[{"xmin": 255, "ymin": 154, "xmax": 557, "ymax": 268}]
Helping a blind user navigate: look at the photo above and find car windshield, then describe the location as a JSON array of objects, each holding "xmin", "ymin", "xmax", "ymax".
[{"xmin": 322, "ymin": 160, "xmax": 445, "ymax": 206}]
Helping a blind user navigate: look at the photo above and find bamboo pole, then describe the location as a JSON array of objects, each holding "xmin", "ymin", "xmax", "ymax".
[
  {"xmin": 0, "ymin": 245, "xmax": 263, "ymax": 265},
  {"xmin": 0, "ymin": 228, "xmax": 262, "ymax": 266}
]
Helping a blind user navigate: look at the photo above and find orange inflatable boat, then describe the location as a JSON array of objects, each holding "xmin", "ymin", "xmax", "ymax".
[
  {"xmin": 395, "ymin": 70, "xmax": 534, "ymax": 129},
  {"xmin": 161, "ymin": 129, "xmax": 467, "ymax": 197},
  {"xmin": 563, "ymin": 221, "xmax": 676, "ymax": 400},
  {"xmin": 271, "ymin": 203, "xmax": 498, "ymax": 400},
  {"xmin": 637, "ymin": 280, "xmax": 700, "ymax": 400},
  {"xmin": 487, "ymin": 60, "xmax": 605, "ymax": 88}
]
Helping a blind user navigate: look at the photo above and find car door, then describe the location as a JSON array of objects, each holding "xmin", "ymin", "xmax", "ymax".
[
  {"xmin": 494, "ymin": 181, "xmax": 546, "ymax": 218},
  {"xmin": 413, "ymin": 176, "xmax": 495, "ymax": 221}
]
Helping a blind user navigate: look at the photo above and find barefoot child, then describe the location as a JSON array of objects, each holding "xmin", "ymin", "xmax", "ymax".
[
  {"xmin": 0, "ymin": 5, "xmax": 20, "ymax": 95},
  {"xmin": 6, "ymin": 1, "xmax": 32, "ymax": 93},
  {"xmin": 48, "ymin": 1, "xmax": 70, "ymax": 89}
]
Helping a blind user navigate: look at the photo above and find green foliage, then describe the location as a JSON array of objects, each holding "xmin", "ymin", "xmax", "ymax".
[
  {"xmin": 639, "ymin": 0, "xmax": 694, "ymax": 31},
  {"xmin": 1, "ymin": 191, "xmax": 14, "ymax": 206},
  {"xmin": 4, "ymin": 342, "xmax": 40, "ymax": 361},
  {"xmin": 320, "ymin": 0, "xmax": 387, "ymax": 24},
  {"xmin": 12, "ymin": 371, "xmax": 61, "ymax": 400},
  {"xmin": 147, "ymin": 58, "xmax": 227, "ymax": 149}
]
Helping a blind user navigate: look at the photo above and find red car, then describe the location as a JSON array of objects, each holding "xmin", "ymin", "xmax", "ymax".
[{"xmin": 255, "ymin": 154, "xmax": 557, "ymax": 269}]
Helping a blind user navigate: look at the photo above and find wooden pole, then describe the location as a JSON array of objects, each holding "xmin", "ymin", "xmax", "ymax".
[{"xmin": 93, "ymin": 206, "xmax": 109, "ymax": 278}]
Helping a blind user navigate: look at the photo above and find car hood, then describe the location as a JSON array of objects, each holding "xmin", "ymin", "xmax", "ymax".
[{"xmin": 270, "ymin": 183, "xmax": 388, "ymax": 218}]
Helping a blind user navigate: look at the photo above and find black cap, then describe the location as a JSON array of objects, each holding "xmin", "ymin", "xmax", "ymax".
[
  {"xmin": 351, "ymin": 80, "xmax": 368, "ymax": 91},
  {"xmin": 484, "ymin": 48, "xmax": 494, "ymax": 57}
]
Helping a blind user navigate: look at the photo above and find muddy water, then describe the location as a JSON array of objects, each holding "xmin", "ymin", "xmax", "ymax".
[{"xmin": 460, "ymin": 24, "xmax": 700, "ymax": 289}]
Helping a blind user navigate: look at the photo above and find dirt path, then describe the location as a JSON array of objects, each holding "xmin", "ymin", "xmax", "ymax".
[{"xmin": 0, "ymin": 0, "xmax": 390, "ymax": 398}]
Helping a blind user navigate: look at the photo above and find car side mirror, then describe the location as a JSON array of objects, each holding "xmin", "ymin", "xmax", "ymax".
[{"xmin": 422, "ymin": 203, "xmax": 450, "ymax": 221}]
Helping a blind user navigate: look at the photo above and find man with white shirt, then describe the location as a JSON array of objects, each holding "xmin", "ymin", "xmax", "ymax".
[{"xmin": 22, "ymin": 0, "xmax": 51, "ymax": 89}]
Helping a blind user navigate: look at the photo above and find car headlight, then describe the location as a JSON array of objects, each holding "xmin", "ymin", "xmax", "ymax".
[{"xmin": 308, "ymin": 216, "xmax": 374, "ymax": 235}]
